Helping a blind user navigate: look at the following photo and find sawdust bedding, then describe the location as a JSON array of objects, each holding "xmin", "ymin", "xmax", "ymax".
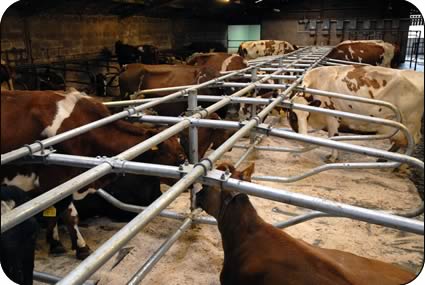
[{"xmin": 33, "ymin": 117, "xmax": 424, "ymax": 285}]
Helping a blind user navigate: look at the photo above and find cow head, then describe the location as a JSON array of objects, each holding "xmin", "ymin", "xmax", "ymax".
[
  {"xmin": 196, "ymin": 163, "xmax": 254, "ymax": 220},
  {"xmin": 238, "ymin": 45, "xmax": 248, "ymax": 59},
  {"xmin": 147, "ymin": 132, "xmax": 187, "ymax": 166},
  {"xmin": 287, "ymin": 94, "xmax": 321, "ymax": 134}
]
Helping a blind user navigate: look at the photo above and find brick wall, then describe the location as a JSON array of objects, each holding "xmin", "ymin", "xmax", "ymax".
[{"xmin": 1, "ymin": 14, "xmax": 226, "ymax": 64}]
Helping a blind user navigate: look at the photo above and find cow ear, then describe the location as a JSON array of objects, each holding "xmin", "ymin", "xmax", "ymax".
[
  {"xmin": 240, "ymin": 163, "xmax": 255, "ymax": 182},
  {"xmin": 309, "ymin": 99, "xmax": 322, "ymax": 108}
]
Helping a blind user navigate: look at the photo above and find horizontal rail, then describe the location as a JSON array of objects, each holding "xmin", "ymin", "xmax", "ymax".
[
  {"xmin": 224, "ymin": 178, "xmax": 423, "ymax": 235},
  {"xmin": 16, "ymin": 150, "xmax": 424, "ymax": 231}
]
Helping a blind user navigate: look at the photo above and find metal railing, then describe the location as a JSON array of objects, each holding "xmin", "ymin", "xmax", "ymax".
[{"xmin": 1, "ymin": 46, "xmax": 423, "ymax": 285}]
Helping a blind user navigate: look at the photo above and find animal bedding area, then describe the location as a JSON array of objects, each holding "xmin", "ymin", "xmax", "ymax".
[{"xmin": 33, "ymin": 117, "xmax": 423, "ymax": 285}]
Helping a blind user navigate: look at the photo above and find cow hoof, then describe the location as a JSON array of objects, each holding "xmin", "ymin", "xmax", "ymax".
[
  {"xmin": 76, "ymin": 246, "xmax": 91, "ymax": 260},
  {"xmin": 49, "ymin": 241, "xmax": 67, "ymax": 255}
]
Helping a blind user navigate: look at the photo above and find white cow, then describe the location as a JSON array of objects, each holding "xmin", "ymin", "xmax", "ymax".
[
  {"xmin": 238, "ymin": 40, "xmax": 297, "ymax": 60},
  {"xmin": 288, "ymin": 65, "xmax": 424, "ymax": 162}
]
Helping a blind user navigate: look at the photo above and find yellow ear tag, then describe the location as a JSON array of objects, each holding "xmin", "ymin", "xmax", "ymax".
[
  {"xmin": 43, "ymin": 206, "xmax": 57, "ymax": 217},
  {"xmin": 151, "ymin": 145, "xmax": 159, "ymax": 151},
  {"xmin": 279, "ymin": 109, "xmax": 286, "ymax": 118}
]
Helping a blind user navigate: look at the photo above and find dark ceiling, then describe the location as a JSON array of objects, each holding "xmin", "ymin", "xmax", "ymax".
[
  {"xmin": 7, "ymin": 0, "xmax": 289, "ymax": 18},
  {"xmin": 5, "ymin": 0, "xmax": 415, "ymax": 20}
]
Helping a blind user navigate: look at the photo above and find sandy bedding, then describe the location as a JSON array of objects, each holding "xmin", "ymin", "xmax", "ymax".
[{"xmin": 33, "ymin": 117, "xmax": 424, "ymax": 285}]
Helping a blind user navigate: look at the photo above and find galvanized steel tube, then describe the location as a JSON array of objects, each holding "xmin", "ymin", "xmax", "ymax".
[{"xmin": 224, "ymin": 178, "xmax": 424, "ymax": 234}]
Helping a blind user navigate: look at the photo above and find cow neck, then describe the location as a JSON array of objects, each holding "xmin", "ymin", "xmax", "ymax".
[
  {"xmin": 90, "ymin": 120, "xmax": 154, "ymax": 156},
  {"xmin": 217, "ymin": 191, "xmax": 263, "ymax": 254}
]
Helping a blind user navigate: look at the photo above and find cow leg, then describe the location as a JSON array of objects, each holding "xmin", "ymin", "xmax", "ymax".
[
  {"xmin": 63, "ymin": 202, "xmax": 91, "ymax": 260},
  {"xmin": 326, "ymin": 117, "xmax": 340, "ymax": 163},
  {"xmin": 45, "ymin": 216, "xmax": 66, "ymax": 255}
]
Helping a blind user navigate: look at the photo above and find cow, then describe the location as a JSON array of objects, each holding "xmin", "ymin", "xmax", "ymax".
[
  {"xmin": 1, "ymin": 60, "xmax": 15, "ymax": 90},
  {"xmin": 119, "ymin": 53, "xmax": 247, "ymax": 118},
  {"xmin": 1, "ymin": 89, "xmax": 186, "ymax": 259},
  {"xmin": 172, "ymin": 42, "xmax": 227, "ymax": 61},
  {"xmin": 327, "ymin": 40, "xmax": 400, "ymax": 68},
  {"xmin": 287, "ymin": 65, "xmax": 424, "ymax": 162},
  {"xmin": 73, "ymin": 174, "xmax": 162, "ymax": 222},
  {"xmin": 115, "ymin": 40, "xmax": 160, "ymax": 66},
  {"xmin": 1, "ymin": 185, "xmax": 39, "ymax": 285},
  {"xmin": 119, "ymin": 63, "xmax": 227, "ymax": 116},
  {"xmin": 238, "ymin": 40, "xmax": 298, "ymax": 60},
  {"xmin": 196, "ymin": 163, "xmax": 416, "ymax": 285},
  {"xmin": 186, "ymin": 52, "xmax": 248, "ymax": 72}
]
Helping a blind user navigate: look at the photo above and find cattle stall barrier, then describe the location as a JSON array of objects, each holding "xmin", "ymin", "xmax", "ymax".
[
  {"xmin": 1, "ymin": 47, "xmax": 423, "ymax": 284},
  {"xmin": 106, "ymin": 76, "xmax": 410, "ymax": 186}
]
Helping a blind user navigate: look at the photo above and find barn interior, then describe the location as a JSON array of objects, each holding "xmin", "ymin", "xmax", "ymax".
[
  {"xmin": 1, "ymin": 0, "xmax": 423, "ymax": 93},
  {"xmin": 1, "ymin": 1, "xmax": 424, "ymax": 285}
]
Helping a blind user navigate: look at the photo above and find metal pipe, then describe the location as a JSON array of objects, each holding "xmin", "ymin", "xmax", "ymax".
[
  {"xmin": 266, "ymin": 128, "xmax": 423, "ymax": 169},
  {"xmin": 224, "ymin": 178, "xmax": 424, "ymax": 235},
  {"xmin": 287, "ymin": 102, "xmax": 414, "ymax": 157},
  {"xmin": 96, "ymin": 189, "xmax": 216, "ymax": 225},
  {"xmin": 252, "ymin": 162, "xmax": 399, "ymax": 183},
  {"xmin": 33, "ymin": 271, "xmax": 97, "ymax": 285},
  {"xmin": 126, "ymin": 209, "xmax": 202, "ymax": 285},
  {"xmin": 23, "ymin": 150, "xmax": 424, "ymax": 225},
  {"xmin": 326, "ymin": 58, "xmax": 371, "ymax": 66},
  {"xmin": 241, "ymin": 74, "xmax": 298, "ymax": 80},
  {"xmin": 187, "ymin": 89, "xmax": 199, "ymax": 211},
  {"xmin": 274, "ymin": 211, "xmax": 335, "ymax": 229},
  {"xmin": 187, "ymin": 90, "xmax": 199, "ymax": 164},
  {"xmin": 57, "ymin": 48, "xmax": 321, "ymax": 285},
  {"xmin": 235, "ymin": 135, "xmax": 263, "ymax": 168},
  {"xmin": 2, "ymin": 46, "xmax": 281, "ymax": 165}
]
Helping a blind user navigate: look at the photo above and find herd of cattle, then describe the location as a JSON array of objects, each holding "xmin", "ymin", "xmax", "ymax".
[{"xmin": 1, "ymin": 39, "xmax": 423, "ymax": 285}]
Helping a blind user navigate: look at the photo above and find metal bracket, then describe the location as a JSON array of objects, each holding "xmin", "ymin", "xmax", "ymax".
[
  {"xmin": 281, "ymin": 101, "xmax": 294, "ymax": 110},
  {"xmin": 32, "ymin": 147, "xmax": 56, "ymax": 158}
]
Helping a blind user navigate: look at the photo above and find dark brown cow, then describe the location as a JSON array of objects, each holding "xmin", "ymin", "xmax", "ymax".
[
  {"xmin": 180, "ymin": 113, "xmax": 235, "ymax": 160},
  {"xmin": 196, "ymin": 163, "xmax": 416, "ymax": 285},
  {"xmin": 1, "ymin": 60, "xmax": 14, "ymax": 90},
  {"xmin": 327, "ymin": 40, "xmax": 400, "ymax": 68},
  {"xmin": 1, "ymin": 89, "xmax": 186, "ymax": 259}
]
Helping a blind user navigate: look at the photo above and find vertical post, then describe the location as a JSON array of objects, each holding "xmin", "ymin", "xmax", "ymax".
[
  {"xmin": 187, "ymin": 89, "xmax": 199, "ymax": 164},
  {"xmin": 250, "ymin": 68, "xmax": 258, "ymax": 145},
  {"xmin": 187, "ymin": 89, "xmax": 199, "ymax": 211}
]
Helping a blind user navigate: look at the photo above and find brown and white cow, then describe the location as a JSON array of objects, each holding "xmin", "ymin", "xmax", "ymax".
[
  {"xmin": 196, "ymin": 163, "xmax": 416, "ymax": 285},
  {"xmin": 238, "ymin": 40, "xmax": 298, "ymax": 60},
  {"xmin": 1, "ymin": 89, "xmax": 186, "ymax": 259},
  {"xmin": 327, "ymin": 40, "xmax": 400, "ymax": 68},
  {"xmin": 120, "ymin": 53, "xmax": 247, "ymax": 118},
  {"xmin": 288, "ymin": 65, "xmax": 424, "ymax": 162},
  {"xmin": 186, "ymin": 52, "xmax": 248, "ymax": 72}
]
